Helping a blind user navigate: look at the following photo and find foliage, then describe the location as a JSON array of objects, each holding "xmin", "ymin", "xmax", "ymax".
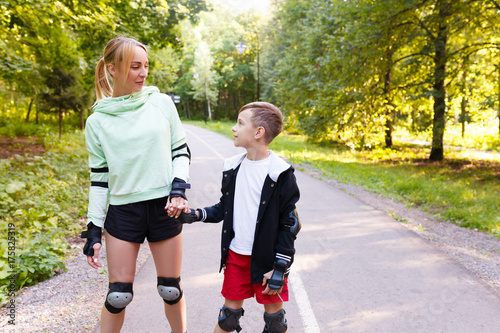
[
  {"xmin": 148, "ymin": 46, "xmax": 182, "ymax": 94},
  {"xmin": 39, "ymin": 67, "xmax": 91, "ymax": 137},
  {"xmin": 264, "ymin": 0, "xmax": 500, "ymax": 159},
  {"xmin": 0, "ymin": 131, "xmax": 89, "ymax": 306},
  {"xmin": 2, "ymin": 0, "xmax": 499, "ymax": 156},
  {"xmin": 0, "ymin": 121, "xmax": 49, "ymax": 138},
  {"xmin": 190, "ymin": 120, "xmax": 500, "ymax": 236},
  {"xmin": 0, "ymin": 0, "xmax": 208, "ymax": 134},
  {"xmin": 175, "ymin": 5, "xmax": 268, "ymax": 121}
]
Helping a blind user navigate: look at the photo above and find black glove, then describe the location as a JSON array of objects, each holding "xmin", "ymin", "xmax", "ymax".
[
  {"xmin": 81, "ymin": 222, "xmax": 102, "ymax": 256},
  {"xmin": 178, "ymin": 209, "xmax": 202, "ymax": 224},
  {"xmin": 268, "ymin": 259, "xmax": 288, "ymax": 290},
  {"xmin": 169, "ymin": 178, "xmax": 191, "ymax": 201}
]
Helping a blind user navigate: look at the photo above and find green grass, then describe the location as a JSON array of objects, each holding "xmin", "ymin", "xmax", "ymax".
[
  {"xmin": 394, "ymin": 122, "xmax": 500, "ymax": 152},
  {"xmin": 186, "ymin": 120, "xmax": 500, "ymax": 237}
]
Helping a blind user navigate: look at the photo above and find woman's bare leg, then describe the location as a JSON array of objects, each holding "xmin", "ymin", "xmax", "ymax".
[
  {"xmin": 149, "ymin": 233, "xmax": 186, "ymax": 333},
  {"xmin": 100, "ymin": 232, "xmax": 140, "ymax": 333}
]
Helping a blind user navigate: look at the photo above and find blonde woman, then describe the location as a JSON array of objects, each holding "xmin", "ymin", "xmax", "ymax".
[{"xmin": 81, "ymin": 36, "xmax": 190, "ymax": 333}]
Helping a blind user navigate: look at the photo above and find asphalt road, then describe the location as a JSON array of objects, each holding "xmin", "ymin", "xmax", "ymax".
[{"xmin": 95, "ymin": 124, "xmax": 500, "ymax": 333}]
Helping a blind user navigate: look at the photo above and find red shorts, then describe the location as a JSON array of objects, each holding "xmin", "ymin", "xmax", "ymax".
[{"xmin": 221, "ymin": 250, "xmax": 289, "ymax": 304}]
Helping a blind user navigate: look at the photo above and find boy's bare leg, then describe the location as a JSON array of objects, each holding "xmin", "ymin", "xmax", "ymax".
[
  {"xmin": 100, "ymin": 233, "xmax": 141, "ymax": 333},
  {"xmin": 150, "ymin": 233, "xmax": 186, "ymax": 333},
  {"xmin": 264, "ymin": 301, "xmax": 283, "ymax": 314},
  {"xmin": 213, "ymin": 299, "xmax": 244, "ymax": 333}
]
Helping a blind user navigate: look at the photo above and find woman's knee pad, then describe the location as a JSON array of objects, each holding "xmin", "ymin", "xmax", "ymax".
[
  {"xmin": 105, "ymin": 282, "xmax": 134, "ymax": 314},
  {"xmin": 263, "ymin": 309, "xmax": 288, "ymax": 333},
  {"xmin": 218, "ymin": 305, "xmax": 244, "ymax": 332},
  {"xmin": 157, "ymin": 276, "xmax": 183, "ymax": 305}
]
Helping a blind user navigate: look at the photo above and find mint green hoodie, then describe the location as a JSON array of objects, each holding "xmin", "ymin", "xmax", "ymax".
[{"xmin": 85, "ymin": 86, "xmax": 190, "ymax": 228}]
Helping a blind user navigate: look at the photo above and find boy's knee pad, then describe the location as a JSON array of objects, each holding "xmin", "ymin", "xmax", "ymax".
[
  {"xmin": 157, "ymin": 276, "xmax": 183, "ymax": 305},
  {"xmin": 263, "ymin": 309, "xmax": 288, "ymax": 333},
  {"xmin": 218, "ymin": 305, "xmax": 244, "ymax": 332},
  {"xmin": 104, "ymin": 282, "xmax": 133, "ymax": 314}
]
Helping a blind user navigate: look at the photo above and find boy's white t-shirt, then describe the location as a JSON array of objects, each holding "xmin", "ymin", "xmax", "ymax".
[{"xmin": 230, "ymin": 154, "xmax": 271, "ymax": 255}]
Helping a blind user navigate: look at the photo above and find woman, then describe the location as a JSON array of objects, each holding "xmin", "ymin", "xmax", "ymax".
[{"xmin": 81, "ymin": 36, "xmax": 190, "ymax": 333}]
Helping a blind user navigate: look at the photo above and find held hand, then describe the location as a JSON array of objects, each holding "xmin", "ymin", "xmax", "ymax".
[
  {"xmin": 166, "ymin": 197, "xmax": 189, "ymax": 218},
  {"xmin": 262, "ymin": 270, "xmax": 283, "ymax": 295},
  {"xmin": 86, "ymin": 243, "xmax": 103, "ymax": 269},
  {"xmin": 177, "ymin": 208, "xmax": 200, "ymax": 224}
]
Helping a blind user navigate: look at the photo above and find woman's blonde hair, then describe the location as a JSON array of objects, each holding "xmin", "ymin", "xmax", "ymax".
[{"xmin": 94, "ymin": 36, "xmax": 148, "ymax": 100}]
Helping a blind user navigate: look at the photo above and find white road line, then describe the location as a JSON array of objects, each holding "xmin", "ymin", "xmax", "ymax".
[
  {"xmin": 290, "ymin": 269, "xmax": 321, "ymax": 332},
  {"xmin": 185, "ymin": 127, "xmax": 226, "ymax": 160},
  {"xmin": 186, "ymin": 125, "xmax": 321, "ymax": 332}
]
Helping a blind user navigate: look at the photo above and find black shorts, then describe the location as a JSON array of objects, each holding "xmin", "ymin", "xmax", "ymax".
[{"xmin": 104, "ymin": 196, "xmax": 182, "ymax": 243}]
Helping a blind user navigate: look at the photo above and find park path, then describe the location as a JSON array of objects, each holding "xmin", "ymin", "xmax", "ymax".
[{"xmin": 94, "ymin": 124, "xmax": 500, "ymax": 332}]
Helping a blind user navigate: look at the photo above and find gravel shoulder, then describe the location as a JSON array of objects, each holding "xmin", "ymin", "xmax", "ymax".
[
  {"xmin": 1, "ymin": 166, "xmax": 499, "ymax": 332},
  {"xmin": 0, "ymin": 240, "xmax": 151, "ymax": 333}
]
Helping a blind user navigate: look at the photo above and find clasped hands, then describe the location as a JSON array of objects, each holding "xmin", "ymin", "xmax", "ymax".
[{"xmin": 165, "ymin": 196, "xmax": 190, "ymax": 218}]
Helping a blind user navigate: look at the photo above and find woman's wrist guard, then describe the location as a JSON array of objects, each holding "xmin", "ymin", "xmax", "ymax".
[
  {"xmin": 169, "ymin": 177, "xmax": 191, "ymax": 201},
  {"xmin": 81, "ymin": 222, "xmax": 102, "ymax": 256}
]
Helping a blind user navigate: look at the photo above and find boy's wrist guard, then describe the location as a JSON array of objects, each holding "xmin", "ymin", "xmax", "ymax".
[
  {"xmin": 268, "ymin": 259, "xmax": 288, "ymax": 290},
  {"xmin": 169, "ymin": 177, "xmax": 191, "ymax": 201},
  {"xmin": 81, "ymin": 222, "xmax": 102, "ymax": 256},
  {"xmin": 178, "ymin": 209, "xmax": 202, "ymax": 224}
]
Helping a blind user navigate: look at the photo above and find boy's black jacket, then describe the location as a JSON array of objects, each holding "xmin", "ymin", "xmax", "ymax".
[{"xmin": 202, "ymin": 152, "xmax": 300, "ymax": 284}]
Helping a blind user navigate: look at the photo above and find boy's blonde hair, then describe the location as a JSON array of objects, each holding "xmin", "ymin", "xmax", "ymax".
[
  {"xmin": 239, "ymin": 102, "xmax": 283, "ymax": 144},
  {"xmin": 94, "ymin": 36, "xmax": 148, "ymax": 100}
]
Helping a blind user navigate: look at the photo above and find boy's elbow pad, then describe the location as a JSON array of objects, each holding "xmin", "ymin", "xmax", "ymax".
[{"xmin": 289, "ymin": 209, "xmax": 301, "ymax": 236}]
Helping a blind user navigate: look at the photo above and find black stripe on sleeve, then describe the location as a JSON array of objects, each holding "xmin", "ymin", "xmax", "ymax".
[
  {"xmin": 172, "ymin": 143, "xmax": 188, "ymax": 152},
  {"xmin": 91, "ymin": 181, "xmax": 108, "ymax": 188},
  {"xmin": 91, "ymin": 167, "xmax": 109, "ymax": 173}
]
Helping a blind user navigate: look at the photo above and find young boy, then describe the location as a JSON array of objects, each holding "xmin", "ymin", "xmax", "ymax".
[{"xmin": 182, "ymin": 102, "xmax": 301, "ymax": 333}]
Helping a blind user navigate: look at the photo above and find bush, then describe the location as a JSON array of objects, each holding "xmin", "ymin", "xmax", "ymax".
[
  {"xmin": 0, "ymin": 131, "xmax": 88, "ymax": 306},
  {"xmin": 0, "ymin": 122, "xmax": 48, "ymax": 138}
]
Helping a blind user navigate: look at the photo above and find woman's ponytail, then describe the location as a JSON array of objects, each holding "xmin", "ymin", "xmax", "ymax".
[{"xmin": 95, "ymin": 58, "xmax": 112, "ymax": 100}]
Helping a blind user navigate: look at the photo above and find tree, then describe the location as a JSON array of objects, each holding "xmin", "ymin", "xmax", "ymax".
[
  {"xmin": 176, "ymin": 5, "xmax": 263, "ymax": 121},
  {"xmin": 191, "ymin": 40, "xmax": 219, "ymax": 121},
  {"xmin": 266, "ymin": 0, "xmax": 500, "ymax": 155},
  {"xmin": 39, "ymin": 67, "xmax": 90, "ymax": 138},
  {"xmin": 0, "ymin": 0, "xmax": 208, "ymax": 131}
]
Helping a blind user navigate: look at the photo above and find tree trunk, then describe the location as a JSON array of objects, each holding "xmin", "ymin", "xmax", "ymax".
[
  {"xmin": 214, "ymin": 91, "xmax": 221, "ymax": 121},
  {"xmin": 203, "ymin": 100, "xmax": 207, "ymax": 123},
  {"xmin": 204, "ymin": 78, "xmax": 208, "ymax": 123},
  {"xmin": 460, "ymin": 97, "xmax": 466, "ymax": 138},
  {"xmin": 429, "ymin": 0, "xmax": 451, "ymax": 162},
  {"xmin": 498, "ymin": 64, "xmax": 500, "ymax": 137},
  {"xmin": 35, "ymin": 101, "xmax": 39, "ymax": 124},
  {"xmin": 384, "ymin": 47, "xmax": 394, "ymax": 148},
  {"xmin": 80, "ymin": 108, "xmax": 85, "ymax": 130},
  {"xmin": 26, "ymin": 97, "xmax": 34, "ymax": 122},
  {"xmin": 225, "ymin": 93, "xmax": 232, "ymax": 119},
  {"xmin": 460, "ymin": 58, "xmax": 468, "ymax": 138}
]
